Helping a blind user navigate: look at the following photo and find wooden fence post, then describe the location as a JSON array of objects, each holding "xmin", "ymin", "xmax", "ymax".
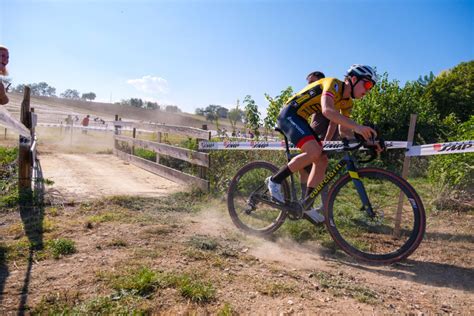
[
  {"xmin": 132, "ymin": 127, "xmax": 136, "ymax": 155},
  {"xmin": 156, "ymin": 130, "xmax": 161, "ymax": 163},
  {"xmin": 394, "ymin": 114, "xmax": 417, "ymax": 237},
  {"xmin": 114, "ymin": 114, "xmax": 119, "ymax": 151},
  {"xmin": 4, "ymin": 127, "xmax": 6, "ymax": 139},
  {"xmin": 197, "ymin": 124, "xmax": 211, "ymax": 189},
  {"xmin": 19, "ymin": 87, "xmax": 33, "ymax": 204}
]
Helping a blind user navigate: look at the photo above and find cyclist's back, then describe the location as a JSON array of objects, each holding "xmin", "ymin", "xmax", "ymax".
[{"xmin": 285, "ymin": 77, "xmax": 353, "ymax": 120}]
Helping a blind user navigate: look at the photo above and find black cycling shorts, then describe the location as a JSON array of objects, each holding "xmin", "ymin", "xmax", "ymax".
[{"xmin": 277, "ymin": 106, "xmax": 322, "ymax": 148}]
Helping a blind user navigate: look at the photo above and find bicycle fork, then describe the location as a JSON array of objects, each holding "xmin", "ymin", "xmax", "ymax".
[{"xmin": 345, "ymin": 158, "xmax": 376, "ymax": 218}]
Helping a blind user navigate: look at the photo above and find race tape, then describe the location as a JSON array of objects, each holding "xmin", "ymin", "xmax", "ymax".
[
  {"xmin": 199, "ymin": 139, "xmax": 474, "ymax": 156},
  {"xmin": 199, "ymin": 140, "xmax": 409, "ymax": 151},
  {"xmin": 406, "ymin": 140, "xmax": 474, "ymax": 156}
]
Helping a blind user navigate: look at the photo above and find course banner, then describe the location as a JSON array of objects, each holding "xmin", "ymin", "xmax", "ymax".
[
  {"xmin": 199, "ymin": 140, "xmax": 409, "ymax": 151},
  {"xmin": 406, "ymin": 141, "xmax": 474, "ymax": 156}
]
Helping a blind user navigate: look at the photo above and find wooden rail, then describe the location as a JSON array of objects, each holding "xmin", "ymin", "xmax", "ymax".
[
  {"xmin": 114, "ymin": 149, "xmax": 209, "ymax": 191},
  {"xmin": 114, "ymin": 121, "xmax": 211, "ymax": 140},
  {"xmin": 115, "ymin": 135, "xmax": 209, "ymax": 167},
  {"xmin": 114, "ymin": 118, "xmax": 211, "ymax": 192}
]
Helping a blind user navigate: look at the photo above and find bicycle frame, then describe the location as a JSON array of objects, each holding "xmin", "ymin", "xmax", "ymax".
[
  {"xmin": 277, "ymin": 129, "xmax": 375, "ymax": 218},
  {"xmin": 284, "ymin": 150, "xmax": 375, "ymax": 218}
]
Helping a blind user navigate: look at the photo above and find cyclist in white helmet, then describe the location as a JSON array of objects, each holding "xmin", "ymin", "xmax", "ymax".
[{"xmin": 266, "ymin": 64, "xmax": 380, "ymax": 223}]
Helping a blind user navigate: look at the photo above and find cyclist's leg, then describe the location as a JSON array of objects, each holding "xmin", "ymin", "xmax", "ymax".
[
  {"xmin": 299, "ymin": 169, "xmax": 309, "ymax": 200},
  {"xmin": 268, "ymin": 108, "xmax": 322, "ymax": 201},
  {"xmin": 307, "ymin": 153, "xmax": 329, "ymax": 194}
]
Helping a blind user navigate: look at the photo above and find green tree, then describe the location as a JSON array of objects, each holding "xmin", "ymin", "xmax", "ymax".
[
  {"xmin": 243, "ymin": 95, "xmax": 261, "ymax": 138},
  {"xmin": 13, "ymin": 82, "xmax": 56, "ymax": 96},
  {"xmin": 81, "ymin": 92, "xmax": 96, "ymax": 101},
  {"xmin": 352, "ymin": 72, "xmax": 440, "ymax": 144},
  {"xmin": 130, "ymin": 98, "xmax": 143, "ymax": 108},
  {"xmin": 195, "ymin": 107, "xmax": 205, "ymax": 116},
  {"xmin": 35, "ymin": 82, "xmax": 56, "ymax": 96},
  {"xmin": 145, "ymin": 101, "xmax": 159, "ymax": 110},
  {"xmin": 165, "ymin": 105, "xmax": 180, "ymax": 113},
  {"xmin": 424, "ymin": 60, "xmax": 474, "ymax": 123},
  {"xmin": 228, "ymin": 99, "xmax": 244, "ymax": 133},
  {"xmin": 60, "ymin": 89, "xmax": 80, "ymax": 99},
  {"xmin": 352, "ymin": 72, "xmax": 442, "ymax": 171},
  {"xmin": 263, "ymin": 86, "xmax": 293, "ymax": 134},
  {"xmin": 204, "ymin": 105, "xmax": 220, "ymax": 130}
]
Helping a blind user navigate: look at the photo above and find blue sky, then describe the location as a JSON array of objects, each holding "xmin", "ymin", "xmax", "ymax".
[{"xmin": 1, "ymin": 0, "xmax": 473, "ymax": 115}]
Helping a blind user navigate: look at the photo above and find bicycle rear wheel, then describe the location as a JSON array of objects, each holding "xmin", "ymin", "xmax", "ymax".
[
  {"xmin": 326, "ymin": 168, "xmax": 425, "ymax": 264},
  {"xmin": 227, "ymin": 161, "xmax": 289, "ymax": 235}
]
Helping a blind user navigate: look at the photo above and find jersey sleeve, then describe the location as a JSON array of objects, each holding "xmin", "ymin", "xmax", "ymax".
[
  {"xmin": 339, "ymin": 99, "xmax": 353, "ymax": 117},
  {"xmin": 321, "ymin": 78, "xmax": 341, "ymax": 100}
]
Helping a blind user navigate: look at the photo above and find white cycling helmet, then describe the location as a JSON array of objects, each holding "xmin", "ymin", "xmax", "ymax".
[
  {"xmin": 346, "ymin": 64, "xmax": 378, "ymax": 83},
  {"xmin": 346, "ymin": 64, "xmax": 378, "ymax": 98}
]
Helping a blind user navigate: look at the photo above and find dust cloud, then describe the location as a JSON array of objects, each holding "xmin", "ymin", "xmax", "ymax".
[
  {"xmin": 190, "ymin": 205, "xmax": 327, "ymax": 270},
  {"xmin": 36, "ymin": 126, "xmax": 114, "ymax": 154}
]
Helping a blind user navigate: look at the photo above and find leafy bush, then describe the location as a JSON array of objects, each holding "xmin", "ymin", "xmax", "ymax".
[
  {"xmin": 0, "ymin": 147, "xmax": 18, "ymax": 209},
  {"xmin": 428, "ymin": 116, "xmax": 474, "ymax": 191},
  {"xmin": 208, "ymin": 149, "xmax": 288, "ymax": 194},
  {"xmin": 134, "ymin": 148, "xmax": 156, "ymax": 161}
]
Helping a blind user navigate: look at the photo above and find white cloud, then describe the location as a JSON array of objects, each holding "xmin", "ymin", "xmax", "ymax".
[{"xmin": 127, "ymin": 75, "xmax": 169, "ymax": 94}]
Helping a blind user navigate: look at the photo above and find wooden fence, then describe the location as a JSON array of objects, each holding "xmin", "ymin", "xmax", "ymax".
[
  {"xmin": 113, "ymin": 119, "xmax": 211, "ymax": 192},
  {"xmin": 18, "ymin": 86, "xmax": 40, "ymax": 202}
]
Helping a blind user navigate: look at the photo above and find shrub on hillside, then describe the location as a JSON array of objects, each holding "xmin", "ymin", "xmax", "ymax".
[{"xmin": 428, "ymin": 116, "xmax": 474, "ymax": 191}]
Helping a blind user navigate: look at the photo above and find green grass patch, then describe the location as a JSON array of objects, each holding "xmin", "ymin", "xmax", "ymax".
[
  {"xmin": 32, "ymin": 291, "xmax": 151, "ymax": 314},
  {"xmin": 217, "ymin": 303, "xmax": 236, "ymax": 316},
  {"xmin": 105, "ymin": 267, "xmax": 216, "ymax": 303},
  {"xmin": 313, "ymin": 271, "xmax": 378, "ymax": 304},
  {"xmin": 48, "ymin": 238, "xmax": 76, "ymax": 259},
  {"xmin": 179, "ymin": 277, "xmax": 216, "ymax": 303},
  {"xmin": 256, "ymin": 281, "xmax": 296, "ymax": 297},
  {"xmin": 106, "ymin": 238, "xmax": 128, "ymax": 248},
  {"xmin": 87, "ymin": 211, "xmax": 128, "ymax": 224},
  {"xmin": 187, "ymin": 235, "xmax": 219, "ymax": 251},
  {"xmin": 0, "ymin": 146, "xmax": 18, "ymax": 164},
  {"xmin": 0, "ymin": 146, "xmax": 19, "ymax": 209}
]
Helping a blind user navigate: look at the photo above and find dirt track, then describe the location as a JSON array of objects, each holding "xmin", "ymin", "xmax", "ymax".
[{"xmin": 40, "ymin": 153, "xmax": 182, "ymax": 201}]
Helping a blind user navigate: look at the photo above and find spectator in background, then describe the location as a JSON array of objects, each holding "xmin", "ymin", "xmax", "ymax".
[
  {"xmin": 0, "ymin": 45, "xmax": 10, "ymax": 105},
  {"xmin": 65, "ymin": 115, "xmax": 73, "ymax": 132},
  {"xmin": 81, "ymin": 114, "xmax": 90, "ymax": 134},
  {"xmin": 306, "ymin": 71, "xmax": 325, "ymax": 84}
]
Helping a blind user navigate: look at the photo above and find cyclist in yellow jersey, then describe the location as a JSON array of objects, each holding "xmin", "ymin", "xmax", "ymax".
[{"xmin": 266, "ymin": 65, "xmax": 379, "ymax": 223}]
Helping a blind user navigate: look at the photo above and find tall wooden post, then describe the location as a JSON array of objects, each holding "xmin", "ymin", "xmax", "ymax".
[
  {"xmin": 4, "ymin": 128, "xmax": 6, "ymax": 139},
  {"xmin": 156, "ymin": 130, "xmax": 162, "ymax": 163},
  {"xmin": 394, "ymin": 114, "xmax": 417, "ymax": 237},
  {"xmin": 132, "ymin": 127, "xmax": 136, "ymax": 155},
  {"xmin": 198, "ymin": 125, "xmax": 211, "ymax": 182},
  {"xmin": 19, "ymin": 87, "xmax": 32, "ymax": 204},
  {"xmin": 114, "ymin": 114, "xmax": 119, "ymax": 151}
]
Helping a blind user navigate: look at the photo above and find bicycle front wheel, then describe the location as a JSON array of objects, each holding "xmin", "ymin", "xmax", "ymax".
[
  {"xmin": 326, "ymin": 168, "xmax": 425, "ymax": 264},
  {"xmin": 227, "ymin": 161, "xmax": 289, "ymax": 236}
]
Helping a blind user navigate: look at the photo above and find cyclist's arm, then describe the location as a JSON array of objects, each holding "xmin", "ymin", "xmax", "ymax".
[
  {"xmin": 324, "ymin": 121, "xmax": 338, "ymax": 141},
  {"xmin": 339, "ymin": 125, "xmax": 353, "ymax": 138},
  {"xmin": 321, "ymin": 94, "xmax": 375, "ymax": 140},
  {"xmin": 321, "ymin": 94, "xmax": 357, "ymax": 130}
]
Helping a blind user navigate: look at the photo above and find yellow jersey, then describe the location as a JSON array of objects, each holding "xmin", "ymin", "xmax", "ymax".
[{"xmin": 285, "ymin": 78, "xmax": 353, "ymax": 120}]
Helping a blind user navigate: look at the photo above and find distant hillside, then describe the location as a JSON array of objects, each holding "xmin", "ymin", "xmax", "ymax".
[{"xmin": 8, "ymin": 93, "xmax": 243, "ymax": 131}]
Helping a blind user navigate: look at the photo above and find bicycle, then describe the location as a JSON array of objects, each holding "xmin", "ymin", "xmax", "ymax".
[{"xmin": 227, "ymin": 128, "xmax": 426, "ymax": 264}]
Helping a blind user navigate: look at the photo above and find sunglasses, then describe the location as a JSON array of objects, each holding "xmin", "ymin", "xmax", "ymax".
[{"xmin": 362, "ymin": 79, "xmax": 374, "ymax": 91}]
